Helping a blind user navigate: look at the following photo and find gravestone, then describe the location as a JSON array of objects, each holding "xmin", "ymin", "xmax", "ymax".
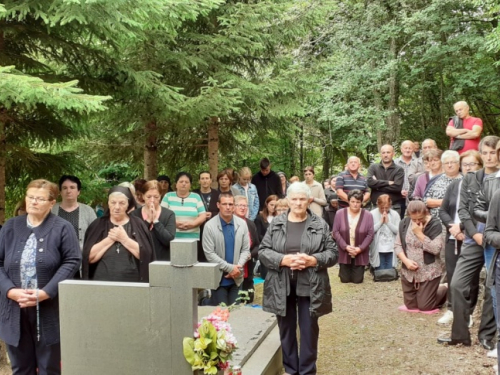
[
  {"xmin": 59, "ymin": 239, "xmax": 221, "ymax": 375},
  {"xmin": 59, "ymin": 239, "xmax": 282, "ymax": 375}
]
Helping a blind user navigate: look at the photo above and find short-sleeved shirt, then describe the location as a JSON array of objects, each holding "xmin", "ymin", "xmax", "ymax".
[
  {"xmin": 161, "ymin": 192, "xmax": 206, "ymax": 239},
  {"xmin": 336, "ymin": 172, "xmax": 368, "ymax": 208},
  {"xmin": 447, "ymin": 116, "xmax": 483, "ymax": 154}
]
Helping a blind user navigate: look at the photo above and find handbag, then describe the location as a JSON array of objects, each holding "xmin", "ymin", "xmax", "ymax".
[
  {"xmin": 373, "ymin": 268, "xmax": 399, "ymax": 282},
  {"xmin": 449, "ymin": 116, "xmax": 465, "ymax": 151}
]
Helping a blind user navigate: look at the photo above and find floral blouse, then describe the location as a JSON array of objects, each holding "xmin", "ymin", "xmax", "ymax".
[
  {"xmin": 394, "ymin": 224, "xmax": 445, "ymax": 283},
  {"xmin": 424, "ymin": 174, "xmax": 462, "ymax": 218}
]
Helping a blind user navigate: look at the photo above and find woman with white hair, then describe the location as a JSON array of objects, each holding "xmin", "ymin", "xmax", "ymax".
[
  {"xmin": 423, "ymin": 150, "xmax": 462, "ymax": 219},
  {"xmin": 82, "ymin": 186, "xmax": 155, "ymax": 282},
  {"xmin": 259, "ymin": 182, "xmax": 338, "ymax": 375}
]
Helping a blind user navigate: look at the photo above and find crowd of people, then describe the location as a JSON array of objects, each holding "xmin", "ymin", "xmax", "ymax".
[{"xmin": 0, "ymin": 100, "xmax": 498, "ymax": 374}]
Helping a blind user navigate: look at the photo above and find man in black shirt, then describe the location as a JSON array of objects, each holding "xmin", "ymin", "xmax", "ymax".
[{"xmin": 251, "ymin": 158, "xmax": 283, "ymax": 210}]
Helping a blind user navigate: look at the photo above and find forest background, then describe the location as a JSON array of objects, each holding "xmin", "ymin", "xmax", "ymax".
[{"xmin": 1, "ymin": 0, "xmax": 500, "ymax": 223}]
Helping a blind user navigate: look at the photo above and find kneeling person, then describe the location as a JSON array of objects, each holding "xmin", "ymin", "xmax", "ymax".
[{"xmin": 202, "ymin": 192, "xmax": 250, "ymax": 305}]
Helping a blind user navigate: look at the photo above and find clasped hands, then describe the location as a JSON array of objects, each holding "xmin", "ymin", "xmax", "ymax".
[
  {"xmin": 281, "ymin": 253, "xmax": 318, "ymax": 270},
  {"xmin": 7, "ymin": 288, "xmax": 49, "ymax": 308},
  {"xmin": 448, "ymin": 223, "xmax": 465, "ymax": 241},
  {"xmin": 345, "ymin": 245, "xmax": 361, "ymax": 257},
  {"xmin": 108, "ymin": 225, "xmax": 129, "ymax": 243}
]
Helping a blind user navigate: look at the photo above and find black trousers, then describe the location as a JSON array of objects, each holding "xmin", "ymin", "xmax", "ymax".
[
  {"xmin": 339, "ymin": 258, "xmax": 365, "ymax": 284},
  {"xmin": 277, "ymin": 281, "xmax": 319, "ymax": 375},
  {"xmin": 451, "ymin": 242, "xmax": 495, "ymax": 342},
  {"xmin": 241, "ymin": 259, "xmax": 256, "ymax": 303},
  {"xmin": 445, "ymin": 238, "xmax": 462, "ymax": 308},
  {"xmin": 7, "ymin": 308, "xmax": 61, "ymax": 375}
]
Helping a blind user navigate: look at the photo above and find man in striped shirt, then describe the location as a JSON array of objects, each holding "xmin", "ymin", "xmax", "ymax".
[{"xmin": 336, "ymin": 156, "xmax": 370, "ymax": 209}]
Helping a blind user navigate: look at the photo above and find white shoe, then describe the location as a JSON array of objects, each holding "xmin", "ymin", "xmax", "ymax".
[
  {"xmin": 437, "ymin": 310, "xmax": 453, "ymax": 324},
  {"xmin": 469, "ymin": 315, "xmax": 474, "ymax": 328},
  {"xmin": 487, "ymin": 348, "xmax": 498, "ymax": 358}
]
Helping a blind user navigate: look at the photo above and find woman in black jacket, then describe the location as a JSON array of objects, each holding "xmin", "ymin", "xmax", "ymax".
[
  {"xmin": 259, "ymin": 182, "xmax": 337, "ymax": 375},
  {"xmin": 437, "ymin": 150, "xmax": 481, "ymax": 324}
]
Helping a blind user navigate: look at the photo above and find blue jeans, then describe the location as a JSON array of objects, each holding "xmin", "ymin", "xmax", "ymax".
[
  {"xmin": 203, "ymin": 283, "xmax": 241, "ymax": 306},
  {"xmin": 485, "ymin": 244, "xmax": 497, "ymax": 323},
  {"xmin": 376, "ymin": 253, "xmax": 393, "ymax": 270}
]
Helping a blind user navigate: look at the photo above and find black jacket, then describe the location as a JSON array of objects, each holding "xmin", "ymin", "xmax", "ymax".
[
  {"xmin": 367, "ymin": 161, "xmax": 405, "ymax": 205},
  {"xmin": 258, "ymin": 210, "xmax": 338, "ymax": 318},
  {"xmin": 439, "ymin": 179, "xmax": 464, "ymax": 242},
  {"xmin": 474, "ymin": 171, "xmax": 500, "ymax": 223},
  {"xmin": 246, "ymin": 219, "xmax": 260, "ymax": 259},
  {"xmin": 251, "ymin": 170, "xmax": 282, "ymax": 210},
  {"xmin": 458, "ymin": 169, "xmax": 485, "ymax": 238}
]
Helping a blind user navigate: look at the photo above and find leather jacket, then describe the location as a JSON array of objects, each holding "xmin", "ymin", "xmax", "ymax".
[
  {"xmin": 258, "ymin": 210, "xmax": 338, "ymax": 318},
  {"xmin": 458, "ymin": 169, "xmax": 485, "ymax": 237},
  {"xmin": 474, "ymin": 170, "xmax": 500, "ymax": 223}
]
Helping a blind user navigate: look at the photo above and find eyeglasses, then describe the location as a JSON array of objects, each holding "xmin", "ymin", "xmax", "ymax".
[
  {"xmin": 462, "ymin": 162, "xmax": 479, "ymax": 168},
  {"xmin": 235, "ymin": 204, "xmax": 248, "ymax": 208},
  {"xmin": 26, "ymin": 196, "xmax": 49, "ymax": 203}
]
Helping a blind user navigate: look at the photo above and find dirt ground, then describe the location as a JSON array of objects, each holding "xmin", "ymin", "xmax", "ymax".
[{"xmin": 255, "ymin": 266, "xmax": 497, "ymax": 375}]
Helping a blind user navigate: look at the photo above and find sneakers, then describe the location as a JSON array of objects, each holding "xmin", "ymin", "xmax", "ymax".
[
  {"xmin": 469, "ymin": 315, "xmax": 473, "ymax": 328},
  {"xmin": 487, "ymin": 348, "xmax": 498, "ymax": 358},
  {"xmin": 437, "ymin": 310, "xmax": 453, "ymax": 324}
]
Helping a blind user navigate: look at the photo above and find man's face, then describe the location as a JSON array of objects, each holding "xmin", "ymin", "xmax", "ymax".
[
  {"xmin": 61, "ymin": 180, "xmax": 80, "ymax": 201},
  {"xmin": 380, "ymin": 146, "xmax": 394, "ymax": 163},
  {"xmin": 481, "ymin": 146, "xmax": 498, "ymax": 169},
  {"xmin": 199, "ymin": 173, "xmax": 212, "ymax": 189},
  {"xmin": 260, "ymin": 166, "xmax": 271, "ymax": 176},
  {"xmin": 413, "ymin": 142, "xmax": 420, "ymax": 152},
  {"xmin": 234, "ymin": 200, "xmax": 248, "ymax": 219},
  {"xmin": 401, "ymin": 142, "xmax": 414, "ymax": 158},
  {"xmin": 217, "ymin": 196, "xmax": 235, "ymax": 221},
  {"xmin": 347, "ymin": 158, "xmax": 360, "ymax": 173},
  {"xmin": 454, "ymin": 103, "xmax": 470, "ymax": 119},
  {"xmin": 422, "ymin": 140, "xmax": 436, "ymax": 152}
]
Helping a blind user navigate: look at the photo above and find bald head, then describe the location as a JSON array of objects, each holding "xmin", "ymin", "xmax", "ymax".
[
  {"xmin": 454, "ymin": 101, "xmax": 470, "ymax": 119},
  {"xmin": 380, "ymin": 144, "xmax": 394, "ymax": 165}
]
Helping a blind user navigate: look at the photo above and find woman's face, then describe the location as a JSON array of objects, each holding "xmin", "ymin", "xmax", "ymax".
[
  {"xmin": 409, "ymin": 211, "xmax": 427, "ymax": 225},
  {"xmin": 280, "ymin": 175, "xmax": 286, "ymax": 184},
  {"xmin": 428, "ymin": 157, "xmax": 442, "ymax": 174},
  {"xmin": 348, "ymin": 197, "xmax": 362, "ymax": 214},
  {"xmin": 176, "ymin": 176, "xmax": 191, "ymax": 194},
  {"xmin": 378, "ymin": 204, "xmax": 390, "ymax": 214},
  {"xmin": 108, "ymin": 194, "xmax": 129, "ymax": 219},
  {"xmin": 304, "ymin": 170, "xmax": 314, "ymax": 183},
  {"xmin": 25, "ymin": 188, "xmax": 55, "ymax": 218},
  {"xmin": 143, "ymin": 189, "xmax": 161, "ymax": 208},
  {"xmin": 266, "ymin": 199, "xmax": 277, "ymax": 214},
  {"xmin": 461, "ymin": 156, "xmax": 480, "ymax": 174},
  {"xmin": 288, "ymin": 193, "xmax": 308, "ymax": 215},
  {"xmin": 442, "ymin": 157, "xmax": 460, "ymax": 177},
  {"xmin": 234, "ymin": 200, "xmax": 248, "ymax": 218},
  {"xmin": 239, "ymin": 174, "xmax": 251, "ymax": 187},
  {"xmin": 158, "ymin": 180, "xmax": 169, "ymax": 191},
  {"xmin": 218, "ymin": 175, "xmax": 231, "ymax": 190},
  {"xmin": 276, "ymin": 204, "xmax": 288, "ymax": 215},
  {"xmin": 61, "ymin": 180, "xmax": 80, "ymax": 202}
]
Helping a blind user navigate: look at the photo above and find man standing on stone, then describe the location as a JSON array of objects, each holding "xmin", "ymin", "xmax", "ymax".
[
  {"xmin": 252, "ymin": 157, "xmax": 283, "ymax": 210},
  {"xmin": 395, "ymin": 140, "xmax": 419, "ymax": 218},
  {"xmin": 336, "ymin": 156, "xmax": 370, "ymax": 209},
  {"xmin": 446, "ymin": 101, "xmax": 483, "ymax": 154},
  {"xmin": 202, "ymin": 192, "xmax": 250, "ymax": 306},
  {"xmin": 367, "ymin": 144, "xmax": 405, "ymax": 217}
]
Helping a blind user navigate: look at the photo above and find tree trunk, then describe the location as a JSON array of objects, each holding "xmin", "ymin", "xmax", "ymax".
[
  {"xmin": 144, "ymin": 120, "xmax": 158, "ymax": 180},
  {"xmin": 384, "ymin": 37, "xmax": 400, "ymax": 145},
  {"xmin": 299, "ymin": 122, "xmax": 304, "ymax": 173},
  {"xmin": 208, "ymin": 117, "xmax": 219, "ymax": 189},
  {"xmin": 373, "ymin": 89, "xmax": 383, "ymax": 151}
]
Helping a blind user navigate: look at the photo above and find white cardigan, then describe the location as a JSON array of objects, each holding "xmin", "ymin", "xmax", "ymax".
[{"xmin": 369, "ymin": 208, "xmax": 400, "ymax": 268}]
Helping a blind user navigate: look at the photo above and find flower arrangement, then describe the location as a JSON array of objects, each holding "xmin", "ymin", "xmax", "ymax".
[{"xmin": 183, "ymin": 307, "xmax": 238, "ymax": 374}]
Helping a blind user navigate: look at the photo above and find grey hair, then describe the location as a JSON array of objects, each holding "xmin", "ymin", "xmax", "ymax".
[
  {"xmin": 286, "ymin": 182, "xmax": 311, "ymax": 199},
  {"xmin": 234, "ymin": 195, "xmax": 248, "ymax": 204},
  {"xmin": 441, "ymin": 150, "xmax": 460, "ymax": 163}
]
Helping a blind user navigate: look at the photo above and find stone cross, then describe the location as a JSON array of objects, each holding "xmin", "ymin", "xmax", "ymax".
[{"xmin": 59, "ymin": 239, "xmax": 221, "ymax": 375}]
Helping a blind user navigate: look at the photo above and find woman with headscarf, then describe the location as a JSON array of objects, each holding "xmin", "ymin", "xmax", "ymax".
[
  {"xmin": 82, "ymin": 186, "xmax": 155, "ymax": 282},
  {"xmin": 277, "ymin": 171, "xmax": 289, "ymax": 197}
]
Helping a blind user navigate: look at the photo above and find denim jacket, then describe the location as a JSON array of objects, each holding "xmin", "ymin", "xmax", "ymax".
[{"xmin": 231, "ymin": 183, "xmax": 260, "ymax": 221}]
